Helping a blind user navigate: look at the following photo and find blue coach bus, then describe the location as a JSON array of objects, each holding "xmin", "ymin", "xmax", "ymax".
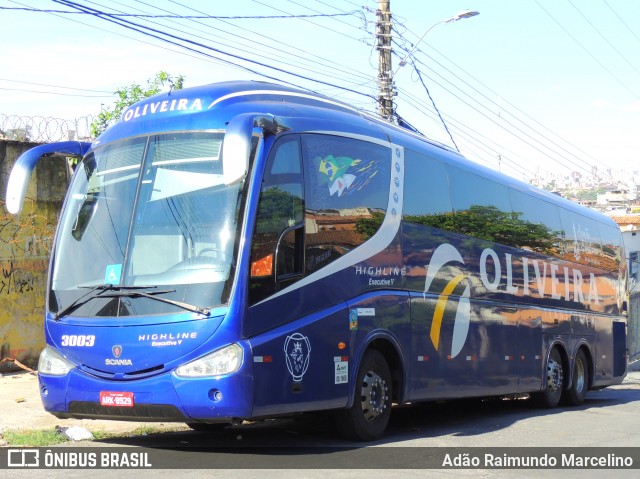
[{"xmin": 5, "ymin": 81, "xmax": 627, "ymax": 440}]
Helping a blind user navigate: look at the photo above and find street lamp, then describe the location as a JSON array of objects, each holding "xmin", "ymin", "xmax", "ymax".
[{"xmin": 393, "ymin": 9, "xmax": 479, "ymax": 76}]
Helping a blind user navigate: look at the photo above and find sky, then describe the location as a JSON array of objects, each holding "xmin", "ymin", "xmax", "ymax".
[{"xmin": 1, "ymin": 0, "xmax": 639, "ymax": 183}]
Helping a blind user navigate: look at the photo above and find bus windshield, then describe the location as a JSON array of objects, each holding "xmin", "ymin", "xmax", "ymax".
[{"xmin": 50, "ymin": 131, "xmax": 243, "ymax": 318}]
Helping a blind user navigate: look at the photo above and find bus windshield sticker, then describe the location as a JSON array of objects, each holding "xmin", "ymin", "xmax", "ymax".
[
  {"xmin": 349, "ymin": 309, "xmax": 358, "ymax": 331},
  {"xmin": 334, "ymin": 360, "xmax": 348, "ymax": 384},
  {"xmin": 317, "ymin": 155, "xmax": 382, "ymax": 198},
  {"xmin": 318, "ymin": 155, "xmax": 358, "ymax": 196},
  {"xmin": 284, "ymin": 333, "xmax": 311, "ymax": 382},
  {"xmin": 104, "ymin": 264, "xmax": 122, "ymax": 285}
]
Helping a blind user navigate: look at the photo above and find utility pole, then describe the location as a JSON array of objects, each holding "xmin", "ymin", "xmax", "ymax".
[{"xmin": 376, "ymin": 0, "xmax": 394, "ymax": 121}]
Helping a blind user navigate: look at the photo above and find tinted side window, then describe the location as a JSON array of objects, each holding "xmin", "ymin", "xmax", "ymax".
[
  {"xmin": 302, "ymin": 134, "xmax": 390, "ymax": 274},
  {"xmin": 403, "ymin": 150, "xmax": 452, "ymax": 218},
  {"xmin": 599, "ymin": 223, "xmax": 623, "ymax": 271},
  {"xmin": 509, "ymin": 189, "xmax": 563, "ymax": 255},
  {"xmin": 249, "ymin": 136, "xmax": 304, "ymax": 305},
  {"xmin": 558, "ymin": 209, "xmax": 604, "ymax": 267},
  {"xmin": 448, "ymin": 166, "xmax": 511, "ymax": 213},
  {"xmin": 445, "ymin": 166, "xmax": 514, "ymax": 244}
]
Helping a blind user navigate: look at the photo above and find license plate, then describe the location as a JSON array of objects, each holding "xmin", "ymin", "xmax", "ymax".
[{"xmin": 100, "ymin": 391, "xmax": 134, "ymax": 407}]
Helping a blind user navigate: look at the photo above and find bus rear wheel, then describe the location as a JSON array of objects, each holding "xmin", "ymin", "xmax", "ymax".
[
  {"xmin": 562, "ymin": 348, "xmax": 588, "ymax": 406},
  {"xmin": 532, "ymin": 347, "xmax": 564, "ymax": 408},
  {"xmin": 334, "ymin": 349, "xmax": 392, "ymax": 441}
]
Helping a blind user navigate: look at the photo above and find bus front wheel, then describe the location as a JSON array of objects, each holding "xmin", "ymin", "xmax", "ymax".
[
  {"xmin": 334, "ymin": 349, "xmax": 392, "ymax": 441},
  {"xmin": 532, "ymin": 347, "xmax": 564, "ymax": 408}
]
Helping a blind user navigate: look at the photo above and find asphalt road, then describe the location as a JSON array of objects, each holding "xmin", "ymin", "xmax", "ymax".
[{"xmin": 2, "ymin": 368, "xmax": 640, "ymax": 479}]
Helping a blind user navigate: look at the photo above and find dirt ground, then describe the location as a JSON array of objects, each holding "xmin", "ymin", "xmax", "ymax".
[{"xmin": 0, "ymin": 369, "xmax": 188, "ymax": 436}]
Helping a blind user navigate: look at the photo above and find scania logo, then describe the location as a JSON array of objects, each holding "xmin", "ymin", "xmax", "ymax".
[
  {"xmin": 423, "ymin": 244, "xmax": 471, "ymax": 358},
  {"xmin": 106, "ymin": 345, "xmax": 132, "ymax": 366},
  {"xmin": 284, "ymin": 333, "xmax": 311, "ymax": 382}
]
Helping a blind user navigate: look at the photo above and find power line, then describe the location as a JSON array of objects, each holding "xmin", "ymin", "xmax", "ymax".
[
  {"xmin": 390, "ymin": 19, "xmax": 616, "ymax": 178},
  {"xmin": 92, "ymin": 0, "xmax": 364, "ymax": 87},
  {"xmin": 7, "ymin": 0, "xmax": 378, "ymax": 113},
  {"xmin": 407, "ymin": 52, "xmax": 602, "ymax": 176},
  {"xmin": 534, "ymin": 0, "xmax": 640, "ymax": 100},
  {"xmin": 239, "ymin": 0, "xmax": 377, "ymax": 97},
  {"xmin": 0, "ymin": 77, "xmax": 113, "ymax": 93},
  {"xmin": 567, "ymin": 0, "xmax": 640, "ymax": 76},
  {"xmin": 50, "ymin": 0, "xmax": 377, "ymax": 101},
  {"xmin": 394, "ymin": 82, "xmax": 543, "ymax": 180},
  {"xmin": 603, "ymin": 0, "xmax": 640, "ymax": 47},
  {"xmin": 407, "ymin": 58, "xmax": 459, "ymax": 152},
  {"xmin": 6, "ymin": 0, "xmax": 231, "ymax": 74},
  {"xmin": 395, "ymin": 85, "xmax": 538, "ymax": 180},
  {"xmin": 250, "ymin": 0, "xmax": 364, "ymax": 43},
  {"xmin": 5, "ymin": 0, "xmax": 627, "ymax": 185},
  {"xmin": 403, "ymin": 54, "xmax": 597, "ymax": 177},
  {"xmin": 287, "ymin": 0, "xmax": 369, "ymax": 37},
  {"xmin": 0, "ymin": 5, "xmax": 358, "ymax": 19},
  {"xmin": 415, "ymin": 42, "xmax": 611, "ymax": 172},
  {"xmin": 147, "ymin": 0, "xmax": 373, "ymax": 87},
  {"xmin": 162, "ymin": 0, "xmax": 376, "ymax": 91},
  {"xmin": 0, "ymin": 86, "xmax": 111, "ymax": 97}
]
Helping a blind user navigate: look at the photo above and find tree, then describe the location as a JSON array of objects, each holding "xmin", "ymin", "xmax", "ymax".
[
  {"xmin": 91, "ymin": 71, "xmax": 185, "ymax": 137},
  {"xmin": 404, "ymin": 205, "xmax": 560, "ymax": 254}
]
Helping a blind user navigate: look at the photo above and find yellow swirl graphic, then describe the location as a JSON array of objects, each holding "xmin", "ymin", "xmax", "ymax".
[{"xmin": 430, "ymin": 273, "xmax": 467, "ymax": 350}]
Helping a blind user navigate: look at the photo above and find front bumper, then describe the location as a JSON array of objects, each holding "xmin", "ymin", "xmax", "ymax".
[{"xmin": 39, "ymin": 365, "xmax": 253, "ymax": 423}]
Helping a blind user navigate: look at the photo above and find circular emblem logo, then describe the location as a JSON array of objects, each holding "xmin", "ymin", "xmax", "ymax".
[{"xmin": 284, "ymin": 333, "xmax": 311, "ymax": 382}]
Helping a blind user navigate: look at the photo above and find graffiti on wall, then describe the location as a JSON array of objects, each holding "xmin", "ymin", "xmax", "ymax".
[{"xmin": 0, "ymin": 141, "xmax": 68, "ymax": 369}]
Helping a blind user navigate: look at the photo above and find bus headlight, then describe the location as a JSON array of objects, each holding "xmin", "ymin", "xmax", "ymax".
[
  {"xmin": 38, "ymin": 346, "xmax": 74, "ymax": 376},
  {"xmin": 175, "ymin": 343, "xmax": 243, "ymax": 378}
]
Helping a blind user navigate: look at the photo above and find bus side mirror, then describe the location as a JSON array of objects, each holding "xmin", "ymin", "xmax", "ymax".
[
  {"xmin": 5, "ymin": 141, "xmax": 91, "ymax": 214},
  {"xmin": 222, "ymin": 113, "xmax": 288, "ymax": 186}
]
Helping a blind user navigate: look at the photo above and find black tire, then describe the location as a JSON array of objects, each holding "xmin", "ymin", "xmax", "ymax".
[
  {"xmin": 186, "ymin": 422, "xmax": 228, "ymax": 432},
  {"xmin": 334, "ymin": 349, "xmax": 392, "ymax": 441},
  {"xmin": 532, "ymin": 347, "xmax": 564, "ymax": 408},
  {"xmin": 562, "ymin": 348, "xmax": 588, "ymax": 406}
]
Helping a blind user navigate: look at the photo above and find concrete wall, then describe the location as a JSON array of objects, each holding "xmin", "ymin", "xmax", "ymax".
[{"xmin": 0, "ymin": 140, "xmax": 69, "ymax": 370}]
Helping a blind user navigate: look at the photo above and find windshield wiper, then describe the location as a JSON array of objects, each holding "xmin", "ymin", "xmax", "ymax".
[
  {"xmin": 98, "ymin": 289, "xmax": 211, "ymax": 316},
  {"xmin": 53, "ymin": 284, "xmax": 211, "ymax": 320}
]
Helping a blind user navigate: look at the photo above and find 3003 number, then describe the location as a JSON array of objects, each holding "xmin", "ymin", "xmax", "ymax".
[{"xmin": 60, "ymin": 334, "xmax": 96, "ymax": 347}]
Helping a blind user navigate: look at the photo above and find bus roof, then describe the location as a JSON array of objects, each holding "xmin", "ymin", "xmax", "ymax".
[{"xmin": 95, "ymin": 80, "xmax": 617, "ymax": 230}]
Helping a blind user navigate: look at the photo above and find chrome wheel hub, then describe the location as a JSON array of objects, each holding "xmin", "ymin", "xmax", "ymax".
[
  {"xmin": 547, "ymin": 358, "xmax": 563, "ymax": 391},
  {"xmin": 361, "ymin": 370, "xmax": 389, "ymax": 421},
  {"xmin": 574, "ymin": 359, "xmax": 585, "ymax": 392}
]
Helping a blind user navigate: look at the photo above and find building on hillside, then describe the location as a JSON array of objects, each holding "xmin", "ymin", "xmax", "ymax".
[{"xmin": 596, "ymin": 189, "xmax": 635, "ymax": 214}]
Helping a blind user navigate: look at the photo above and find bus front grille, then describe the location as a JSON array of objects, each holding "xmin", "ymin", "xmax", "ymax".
[{"xmin": 67, "ymin": 402, "xmax": 186, "ymax": 421}]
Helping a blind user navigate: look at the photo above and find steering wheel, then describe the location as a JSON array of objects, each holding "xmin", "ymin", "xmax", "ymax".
[
  {"xmin": 197, "ymin": 247, "xmax": 228, "ymax": 259},
  {"xmin": 167, "ymin": 248, "xmax": 230, "ymax": 271}
]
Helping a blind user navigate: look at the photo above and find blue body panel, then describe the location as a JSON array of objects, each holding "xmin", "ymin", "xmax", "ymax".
[
  {"xmin": 41, "ymin": 356, "xmax": 254, "ymax": 421},
  {"xmin": 45, "ymin": 311, "xmax": 226, "ymax": 376},
  {"xmin": 26, "ymin": 80, "xmax": 626, "ymax": 424}
]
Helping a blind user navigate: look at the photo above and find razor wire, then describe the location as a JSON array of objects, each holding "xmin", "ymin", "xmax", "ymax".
[{"xmin": 0, "ymin": 114, "xmax": 94, "ymax": 143}]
